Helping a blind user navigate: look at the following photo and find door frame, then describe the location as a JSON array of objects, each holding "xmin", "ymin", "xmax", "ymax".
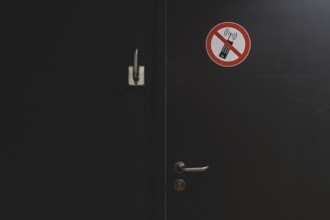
[{"xmin": 152, "ymin": 0, "xmax": 167, "ymax": 220}]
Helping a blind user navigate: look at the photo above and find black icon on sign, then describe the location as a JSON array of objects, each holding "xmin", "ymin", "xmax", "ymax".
[{"xmin": 219, "ymin": 28, "xmax": 237, "ymax": 59}]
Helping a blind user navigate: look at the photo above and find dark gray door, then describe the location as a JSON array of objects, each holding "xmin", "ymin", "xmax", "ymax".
[
  {"xmin": 2, "ymin": 2, "xmax": 165, "ymax": 219},
  {"xmin": 167, "ymin": 0, "xmax": 330, "ymax": 219}
]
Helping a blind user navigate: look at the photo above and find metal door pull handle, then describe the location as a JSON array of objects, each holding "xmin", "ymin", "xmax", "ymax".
[
  {"xmin": 128, "ymin": 48, "xmax": 145, "ymax": 86},
  {"xmin": 174, "ymin": 162, "xmax": 209, "ymax": 174},
  {"xmin": 133, "ymin": 48, "xmax": 139, "ymax": 83}
]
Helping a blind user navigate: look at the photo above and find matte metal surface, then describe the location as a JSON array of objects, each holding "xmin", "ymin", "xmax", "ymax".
[
  {"xmin": 167, "ymin": 0, "xmax": 330, "ymax": 219},
  {"xmin": 2, "ymin": 1, "xmax": 163, "ymax": 219}
]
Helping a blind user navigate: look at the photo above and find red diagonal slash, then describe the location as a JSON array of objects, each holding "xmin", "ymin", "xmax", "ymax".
[{"xmin": 214, "ymin": 32, "xmax": 242, "ymax": 58}]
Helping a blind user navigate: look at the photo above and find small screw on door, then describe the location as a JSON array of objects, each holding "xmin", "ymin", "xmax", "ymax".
[{"xmin": 174, "ymin": 179, "xmax": 186, "ymax": 192}]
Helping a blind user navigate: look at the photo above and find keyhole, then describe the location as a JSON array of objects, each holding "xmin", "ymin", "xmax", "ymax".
[{"xmin": 174, "ymin": 179, "xmax": 186, "ymax": 192}]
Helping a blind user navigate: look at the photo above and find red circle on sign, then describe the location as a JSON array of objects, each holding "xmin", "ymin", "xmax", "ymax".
[{"xmin": 206, "ymin": 22, "xmax": 251, "ymax": 67}]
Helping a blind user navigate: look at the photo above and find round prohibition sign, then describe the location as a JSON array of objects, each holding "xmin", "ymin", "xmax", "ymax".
[{"xmin": 206, "ymin": 22, "xmax": 251, "ymax": 67}]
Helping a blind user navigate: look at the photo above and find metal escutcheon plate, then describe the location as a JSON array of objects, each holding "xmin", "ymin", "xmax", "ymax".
[{"xmin": 174, "ymin": 179, "xmax": 186, "ymax": 192}]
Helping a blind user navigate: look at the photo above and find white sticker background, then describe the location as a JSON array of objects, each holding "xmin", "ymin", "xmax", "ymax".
[{"xmin": 210, "ymin": 28, "xmax": 246, "ymax": 62}]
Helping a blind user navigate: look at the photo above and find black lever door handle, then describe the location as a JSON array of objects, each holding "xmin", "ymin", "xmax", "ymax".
[{"xmin": 174, "ymin": 162, "xmax": 209, "ymax": 174}]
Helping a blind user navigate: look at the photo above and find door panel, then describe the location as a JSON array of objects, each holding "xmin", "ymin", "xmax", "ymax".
[
  {"xmin": 167, "ymin": 0, "xmax": 330, "ymax": 219},
  {"xmin": 3, "ymin": 2, "xmax": 164, "ymax": 219}
]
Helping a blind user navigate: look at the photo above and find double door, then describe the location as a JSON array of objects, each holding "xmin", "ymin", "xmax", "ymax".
[{"xmin": 4, "ymin": 1, "xmax": 330, "ymax": 219}]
